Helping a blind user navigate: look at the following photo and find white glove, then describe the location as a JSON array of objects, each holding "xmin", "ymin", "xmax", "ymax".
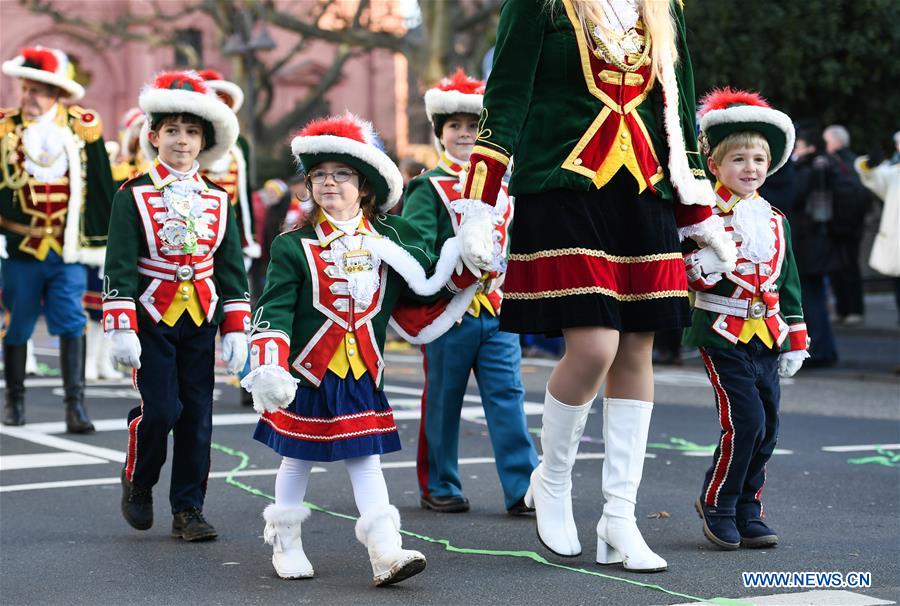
[
  {"xmin": 777, "ymin": 351, "xmax": 807, "ymax": 378},
  {"xmin": 694, "ymin": 246, "xmax": 734, "ymax": 275},
  {"xmin": 706, "ymin": 232, "xmax": 738, "ymax": 273},
  {"xmin": 221, "ymin": 331, "xmax": 249, "ymax": 375},
  {"xmin": 109, "ymin": 330, "xmax": 142, "ymax": 369},
  {"xmin": 458, "ymin": 212, "xmax": 494, "ymax": 271},
  {"xmin": 241, "ymin": 365, "xmax": 298, "ymax": 414},
  {"xmin": 0, "ymin": 234, "xmax": 8, "ymax": 259}
]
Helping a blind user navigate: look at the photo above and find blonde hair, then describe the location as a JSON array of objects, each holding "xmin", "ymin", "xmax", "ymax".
[
  {"xmin": 710, "ymin": 132, "xmax": 771, "ymax": 167},
  {"xmin": 547, "ymin": 0, "xmax": 678, "ymax": 81}
]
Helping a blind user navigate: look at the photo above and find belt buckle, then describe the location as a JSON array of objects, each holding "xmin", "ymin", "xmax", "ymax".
[
  {"xmin": 748, "ymin": 301, "xmax": 766, "ymax": 319},
  {"xmin": 176, "ymin": 264, "xmax": 195, "ymax": 281}
]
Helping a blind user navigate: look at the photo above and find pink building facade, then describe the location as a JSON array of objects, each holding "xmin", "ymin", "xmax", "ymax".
[{"xmin": 0, "ymin": 1, "xmax": 416, "ymax": 163}]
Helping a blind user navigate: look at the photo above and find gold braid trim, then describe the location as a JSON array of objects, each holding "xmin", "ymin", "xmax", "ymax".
[
  {"xmin": 69, "ymin": 106, "xmax": 103, "ymax": 143},
  {"xmin": 505, "ymin": 287, "xmax": 688, "ymax": 302},
  {"xmin": 0, "ymin": 108, "xmax": 18, "ymax": 139},
  {"xmin": 509, "ymin": 247, "xmax": 681, "ymax": 264}
]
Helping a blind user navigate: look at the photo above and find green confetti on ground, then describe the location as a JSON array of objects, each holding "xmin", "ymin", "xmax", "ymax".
[
  {"xmin": 647, "ymin": 437, "xmax": 716, "ymax": 453},
  {"xmin": 848, "ymin": 446, "xmax": 900, "ymax": 467},
  {"xmin": 210, "ymin": 442, "xmax": 749, "ymax": 605}
]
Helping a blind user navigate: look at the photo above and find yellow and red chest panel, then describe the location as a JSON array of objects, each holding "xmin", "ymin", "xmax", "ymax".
[
  {"xmin": 562, "ymin": 20, "xmax": 663, "ymax": 193},
  {"xmin": 202, "ymin": 154, "xmax": 239, "ymax": 206}
]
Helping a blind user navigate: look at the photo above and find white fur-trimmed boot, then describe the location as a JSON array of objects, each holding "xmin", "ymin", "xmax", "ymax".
[
  {"xmin": 355, "ymin": 505, "xmax": 426, "ymax": 586},
  {"xmin": 595, "ymin": 397, "xmax": 667, "ymax": 572},
  {"xmin": 524, "ymin": 388, "xmax": 593, "ymax": 557},
  {"xmin": 263, "ymin": 504, "xmax": 314, "ymax": 579}
]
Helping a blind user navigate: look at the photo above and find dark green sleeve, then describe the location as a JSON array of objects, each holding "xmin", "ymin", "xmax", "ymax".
[
  {"xmin": 103, "ymin": 188, "xmax": 141, "ymax": 300},
  {"xmin": 475, "ymin": 0, "xmax": 547, "ymax": 157},
  {"xmin": 82, "ymin": 137, "xmax": 116, "ymax": 245},
  {"xmin": 375, "ymin": 213, "xmax": 436, "ymax": 270},
  {"xmin": 214, "ymin": 199, "xmax": 251, "ymax": 302},
  {"xmin": 673, "ymin": 0, "xmax": 706, "ymax": 179},
  {"xmin": 254, "ymin": 234, "xmax": 304, "ymax": 337},
  {"xmin": 400, "ymin": 175, "xmax": 441, "ymax": 256},
  {"xmin": 778, "ymin": 217, "xmax": 804, "ymax": 327}
]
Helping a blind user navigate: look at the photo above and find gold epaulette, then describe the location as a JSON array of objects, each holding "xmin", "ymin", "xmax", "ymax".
[
  {"xmin": 110, "ymin": 161, "xmax": 134, "ymax": 182},
  {"xmin": 0, "ymin": 107, "xmax": 19, "ymax": 139},
  {"xmin": 69, "ymin": 105, "xmax": 103, "ymax": 143}
]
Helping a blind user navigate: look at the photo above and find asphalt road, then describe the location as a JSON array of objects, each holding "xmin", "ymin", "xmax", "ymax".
[{"xmin": 2, "ymin": 325, "xmax": 898, "ymax": 606}]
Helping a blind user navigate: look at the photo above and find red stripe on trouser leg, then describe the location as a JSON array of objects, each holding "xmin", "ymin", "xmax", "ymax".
[
  {"xmin": 756, "ymin": 468, "xmax": 767, "ymax": 517},
  {"xmin": 125, "ymin": 409, "xmax": 142, "ymax": 482},
  {"xmin": 700, "ymin": 348, "xmax": 735, "ymax": 507},
  {"xmin": 416, "ymin": 345, "xmax": 431, "ymax": 498}
]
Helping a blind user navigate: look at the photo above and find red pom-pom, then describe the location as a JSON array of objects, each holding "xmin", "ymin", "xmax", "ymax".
[
  {"xmin": 434, "ymin": 68, "xmax": 485, "ymax": 95},
  {"xmin": 297, "ymin": 115, "xmax": 367, "ymax": 144},
  {"xmin": 152, "ymin": 71, "xmax": 208, "ymax": 94},
  {"xmin": 699, "ymin": 87, "xmax": 770, "ymax": 116},
  {"xmin": 21, "ymin": 47, "xmax": 59, "ymax": 74},
  {"xmin": 197, "ymin": 69, "xmax": 224, "ymax": 82}
]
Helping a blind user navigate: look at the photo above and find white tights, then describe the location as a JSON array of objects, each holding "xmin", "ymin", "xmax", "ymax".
[{"xmin": 274, "ymin": 455, "xmax": 390, "ymax": 517}]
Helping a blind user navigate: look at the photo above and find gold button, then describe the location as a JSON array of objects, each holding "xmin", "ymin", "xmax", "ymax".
[
  {"xmin": 657, "ymin": 166, "xmax": 664, "ymax": 174},
  {"xmin": 620, "ymin": 132, "xmax": 628, "ymax": 139},
  {"xmin": 619, "ymin": 144, "xmax": 628, "ymax": 151},
  {"xmin": 181, "ymin": 295, "xmax": 190, "ymax": 301},
  {"xmin": 347, "ymin": 348, "xmax": 356, "ymax": 356},
  {"xmin": 348, "ymin": 337, "xmax": 356, "ymax": 345},
  {"xmin": 573, "ymin": 158, "xmax": 582, "ymax": 166},
  {"xmin": 44, "ymin": 226, "xmax": 55, "ymax": 236},
  {"xmin": 181, "ymin": 286, "xmax": 189, "ymax": 293}
]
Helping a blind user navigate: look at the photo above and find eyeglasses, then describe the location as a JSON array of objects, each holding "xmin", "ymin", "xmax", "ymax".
[{"xmin": 307, "ymin": 169, "xmax": 358, "ymax": 184}]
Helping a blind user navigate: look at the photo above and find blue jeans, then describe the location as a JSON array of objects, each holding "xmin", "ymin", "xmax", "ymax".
[
  {"xmin": 1, "ymin": 252, "xmax": 87, "ymax": 344},
  {"xmin": 417, "ymin": 312, "xmax": 538, "ymax": 509},
  {"xmin": 800, "ymin": 275, "xmax": 837, "ymax": 362}
]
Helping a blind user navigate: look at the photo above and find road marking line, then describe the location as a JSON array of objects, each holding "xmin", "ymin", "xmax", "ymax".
[
  {"xmin": 671, "ymin": 589, "xmax": 894, "ymax": 605},
  {"xmin": 0, "ymin": 425, "xmax": 127, "ymax": 463},
  {"xmin": 0, "ymin": 452, "xmax": 108, "ymax": 471},
  {"xmin": 0, "ymin": 452, "xmax": 649, "ymax": 492},
  {"xmin": 822, "ymin": 444, "xmax": 900, "ymax": 452}
]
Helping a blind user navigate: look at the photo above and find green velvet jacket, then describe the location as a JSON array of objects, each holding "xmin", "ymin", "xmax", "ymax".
[
  {"xmin": 475, "ymin": 0, "xmax": 706, "ymax": 202},
  {"xmin": 0, "ymin": 104, "xmax": 114, "ymax": 265}
]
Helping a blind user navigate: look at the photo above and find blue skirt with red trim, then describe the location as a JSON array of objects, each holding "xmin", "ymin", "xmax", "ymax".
[{"xmin": 253, "ymin": 370, "xmax": 401, "ymax": 462}]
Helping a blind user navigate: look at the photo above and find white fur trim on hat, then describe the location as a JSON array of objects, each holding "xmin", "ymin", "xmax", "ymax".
[
  {"xmin": 138, "ymin": 81, "xmax": 239, "ymax": 168},
  {"xmin": 2, "ymin": 48, "xmax": 84, "ymax": 100},
  {"xmin": 700, "ymin": 105, "xmax": 795, "ymax": 175},
  {"xmin": 205, "ymin": 79, "xmax": 244, "ymax": 113},
  {"xmin": 291, "ymin": 134, "xmax": 403, "ymax": 212},
  {"xmin": 424, "ymin": 88, "xmax": 484, "ymax": 122}
]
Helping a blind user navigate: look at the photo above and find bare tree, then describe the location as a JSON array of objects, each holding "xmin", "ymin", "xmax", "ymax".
[{"xmin": 19, "ymin": 0, "xmax": 501, "ymax": 158}]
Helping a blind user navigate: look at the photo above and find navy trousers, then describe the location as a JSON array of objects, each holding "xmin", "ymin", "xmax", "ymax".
[
  {"xmin": 699, "ymin": 339, "xmax": 780, "ymax": 521},
  {"xmin": 124, "ymin": 315, "xmax": 217, "ymax": 513}
]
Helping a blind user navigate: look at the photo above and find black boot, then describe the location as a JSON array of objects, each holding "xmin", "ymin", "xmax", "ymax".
[
  {"xmin": 60, "ymin": 335, "xmax": 94, "ymax": 433},
  {"xmin": 2, "ymin": 342, "xmax": 27, "ymax": 426}
]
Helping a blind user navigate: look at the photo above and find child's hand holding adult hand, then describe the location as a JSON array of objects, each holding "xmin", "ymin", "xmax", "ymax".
[{"xmin": 109, "ymin": 330, "xmax": 142, "ymax": 369}]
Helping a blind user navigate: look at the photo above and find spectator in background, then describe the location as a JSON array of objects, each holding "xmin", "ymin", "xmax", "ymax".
[
  {"xmin": 855, "ymin": 133, "xmax": 900, "ymax": 325},
  {"xmin": 792, "ymin": 129, "xmax": 841, "ymax": 367},
  {"xmin": 823, "ymin": 125, "xmax": 868, "ymax": 325}
]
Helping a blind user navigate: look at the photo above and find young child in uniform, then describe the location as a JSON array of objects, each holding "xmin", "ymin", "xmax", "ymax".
[
  {"xmin": 685, "ymin": 89, "xmax": 809, "ymax": 549},
  {"xmin": 401, "ymin": 69, "xmax": 538, "ymax": 515},
  {"xmin": 103, "ymin": 71, "xmax": 250, "ymax": 541},
  {"xmin": 241, "ymin": 113, "xmax": 478, "ymax": 584}
]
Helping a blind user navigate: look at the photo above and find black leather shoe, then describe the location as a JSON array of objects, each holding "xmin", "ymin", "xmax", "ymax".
[
  {"xmin": 121, "ymin": 469, "xmax": 153, "ymax": 530},
  {"xmin": 172, "ymin": 508, "xmax": 218, "ymax": 541},
  {"xmin": 420, "ymin": 494, "xmax": 470, "ymax": 513},
  {"xmin": 506, "ymin": 496, "xmax": 535, "ymax": 516}
]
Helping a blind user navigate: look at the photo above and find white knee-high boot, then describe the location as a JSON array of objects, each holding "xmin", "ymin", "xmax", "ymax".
[
  {"xmin": 524, "ymin": 387, "xmax": 593, "ymax": 557},
  {"xmin": 263, "ymin": 504, "xmax": 314, "ymax": 579},
  {"xmin": 354, "ymin": 505, "xmax": 426, "ymax": 586},
  {"xmin": 595, "ymin": 397, "xmax": 667, "ymax": 572}
]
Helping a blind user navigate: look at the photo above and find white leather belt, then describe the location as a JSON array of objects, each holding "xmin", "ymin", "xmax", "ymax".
[
  {"xmin": 137, "ymin": 257, "xmax": 214, "ymax": 282},
  {"xmin": 694, "ymin": 292, "xmax": 778, "ymax": 319}
]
